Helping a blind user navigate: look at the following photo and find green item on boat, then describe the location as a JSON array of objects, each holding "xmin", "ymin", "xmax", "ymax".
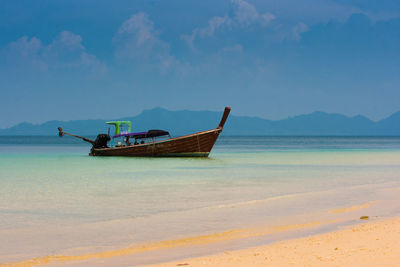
[{"xmin": 106, "ymin": 121, "xmax": 132, "ymax": 135}]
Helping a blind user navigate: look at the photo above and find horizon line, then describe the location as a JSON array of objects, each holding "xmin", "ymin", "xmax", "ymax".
[{"xmin": 1, "ymin": 107, "xmax": 399, "ymax": 130}]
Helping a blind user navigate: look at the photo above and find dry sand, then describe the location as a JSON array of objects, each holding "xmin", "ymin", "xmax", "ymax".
[
  {"xmin": 2, "ymin": 216, "xmax": 400, "ymax": 266},
  {"xmin": 146, "ymin": 217, "xmax": 400, "ymax": 267}
]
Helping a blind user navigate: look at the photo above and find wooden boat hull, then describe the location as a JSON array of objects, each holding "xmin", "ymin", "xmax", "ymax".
[
  {"xmin": 58, "ymin": 107, "xmax": 230, "ymax": 158},
  {"xmin": 90, "ymin": 128, "xmax": 222, "ymax": 157}
]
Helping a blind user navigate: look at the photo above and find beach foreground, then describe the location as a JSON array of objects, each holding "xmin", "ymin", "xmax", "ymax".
[
  {"xmin": 5, "ymin": 216, "xmax": 399, "ymax": 266},
  {"xmin": 146, "ymin": 217, "xmax": 400, "ymax": 267},
  {"xmin": 2, "ymin": 138, "xmax": 400, "ymax": 266}
]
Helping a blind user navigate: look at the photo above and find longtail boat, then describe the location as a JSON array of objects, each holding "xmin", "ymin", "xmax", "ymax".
[{"xmin": 58, "ymin": 107, "xmax": 231, "ymax": 157}]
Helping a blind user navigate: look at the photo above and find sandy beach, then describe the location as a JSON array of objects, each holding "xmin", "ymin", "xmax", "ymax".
[
  {"xmin": 146, "ymin": 217, "xmax": 400, "ymax": 267},
  {"xmin": 3, "ymin": 215, "xmax": 400, "ymax": 266}
]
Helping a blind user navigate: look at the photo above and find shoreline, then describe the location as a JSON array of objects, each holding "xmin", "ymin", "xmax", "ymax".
[
  {"xmin": 144, "ymin": 216, "xmax": 400, "ymax": 267},
  {"xmin": 2, "ymin": 205, "xmax": 398, "ymax": 266}
]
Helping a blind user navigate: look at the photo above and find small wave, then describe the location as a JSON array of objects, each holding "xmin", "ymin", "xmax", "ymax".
[{"xmin": 211, "ymin": 193, "xmax": 303, "ymax": 209}]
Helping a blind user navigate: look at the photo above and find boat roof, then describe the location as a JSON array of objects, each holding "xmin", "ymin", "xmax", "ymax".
[
  {"xmin": 106, "ymin": 121, "xmax": 132, "ymax": 135},
  {"xmin": 113, "ymin": 129, "xmax": 170, "ymax": 139},
  {"xmin": 106, "ymin": 121, "xmax": 131, "ymax": 126}
]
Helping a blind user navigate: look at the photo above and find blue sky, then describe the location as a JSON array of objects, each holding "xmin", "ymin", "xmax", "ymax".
[{"xmin": 0, "ymin": 0, "xmax": 399, "ymax": 128}]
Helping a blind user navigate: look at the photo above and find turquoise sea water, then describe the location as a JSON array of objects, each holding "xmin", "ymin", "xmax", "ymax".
[{"xmin": 1, "ymin": 136, "xmax": 400, "ymax": 263}]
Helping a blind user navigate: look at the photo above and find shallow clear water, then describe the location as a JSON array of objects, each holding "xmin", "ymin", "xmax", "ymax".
[{"xmin": 1, "ymin": 136, "xmax": 400, "ymax": 262}]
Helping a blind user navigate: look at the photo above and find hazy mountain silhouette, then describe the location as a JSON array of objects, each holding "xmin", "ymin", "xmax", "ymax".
[{"xmin": 1, "ymin": 108, "xmax": 399, "ymax": 136}]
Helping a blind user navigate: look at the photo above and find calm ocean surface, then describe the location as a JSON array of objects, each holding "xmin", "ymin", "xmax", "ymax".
[{"xmin": 1, "ymin": 136, "xmax": 400, "ymax": 262}]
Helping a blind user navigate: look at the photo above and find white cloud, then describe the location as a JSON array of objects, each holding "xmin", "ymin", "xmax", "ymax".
[
  {"xmin": 231, "ymin": 0, "xmax": 260, "ymax": 25},
  {"xmin": 182, "ymin": 16, "xmax": 232, "ymax": 51},
  {"xmin": 260, "ymin": 13, "xmax": 276, "ymax": 26},
  {"xmin": 291, "ymin": 22, "xmax": 309, "ymax": 41},
  {"xmin": 45, "ymin": 31, "xmax": 106, "ymax": 72},
  {"xmin": 5, "ymin": 36, "xmax": 48, "ymax": 71},
  {"xmin": 80, "ymin": 52, "xmax": 106, "ymax": 72},
  {"xmin": 114, "ymin": 14, "xmax": 163, "ymax": 58},
  {"xmin": 199, "ymin": 16, "xmax": 232, "ymax": 37},
  {"xmin": 2, "ymin": 31, "xmax": 106, "ymax": 73},
  {"xmin": 182, "ymin": 0, "xmax": 275, "ymax": 50},
  {"xmin": 49, "ymin": 31, "xmax": 84, "ymax": 51},
  {"xmin": 114, "ymin": 13, "xmax": 164, "ymax": 57},
  {"xmin": 113, "ymin": 12, "xmax": 185, "ymax": 73}
]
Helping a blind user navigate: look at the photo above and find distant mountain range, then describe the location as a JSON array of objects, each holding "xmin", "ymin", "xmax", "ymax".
[{"xmin": 1, "ymin": 108, "xmax": 400, "ymax": 136}]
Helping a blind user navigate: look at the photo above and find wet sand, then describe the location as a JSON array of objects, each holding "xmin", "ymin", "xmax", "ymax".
[
  {"xmin": 147, "ymin": 217, "xmax": 400, "ymax": 267},
  {"xmin": 3, "ymin": 208, "xmax": 400, "ymax": 266}
]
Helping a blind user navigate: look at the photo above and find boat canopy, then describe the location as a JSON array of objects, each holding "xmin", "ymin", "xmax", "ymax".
[
  {"xmin": 113, "ymin": 129, "xmax": 170, "ymax": 139},
  {"xmin": 134, "ymin": 130, "xmax": 170, "ymax": 139},
  {"xmin": 106, "ymin": 121, "xmax": 131, "ymax": 136}
]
